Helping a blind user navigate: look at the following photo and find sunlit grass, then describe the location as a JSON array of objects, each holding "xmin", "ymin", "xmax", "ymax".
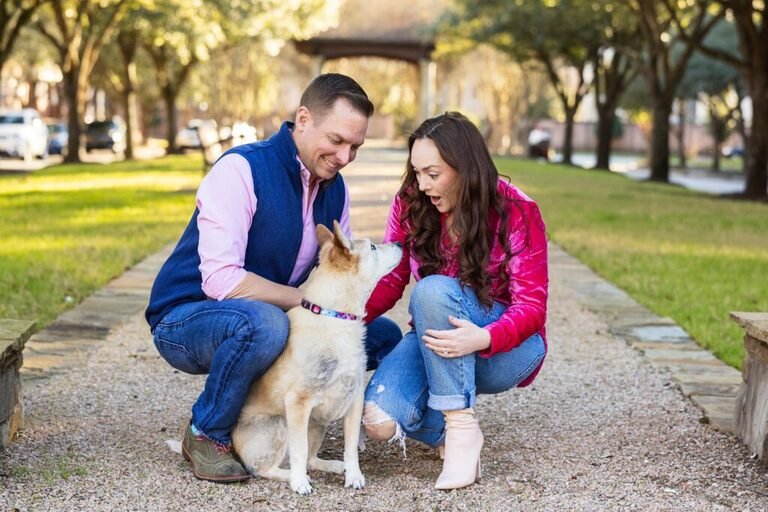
[
  {"xmin": 0, "ymin": 155, "xmax": 203, "ymax": 328},
  {"xmin": 497, "ymin": 157, "xmax": 768, "ymax": 369},
  {"xmin": 4, "ymin": 152, "xmax": 765, "ymax": 371}
]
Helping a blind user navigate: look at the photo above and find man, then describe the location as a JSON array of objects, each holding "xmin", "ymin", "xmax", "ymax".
[{"xmin": 145, "ymin": 74, "xmax": 402, "ymax": 482}]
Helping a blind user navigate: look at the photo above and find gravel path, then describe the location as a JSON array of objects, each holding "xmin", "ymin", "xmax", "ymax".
[{"xmin": 2, "ymin": 260, "xmax": 768, "ymax": 511}]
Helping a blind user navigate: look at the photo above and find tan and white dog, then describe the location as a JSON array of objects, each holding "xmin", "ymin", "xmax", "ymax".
[{"xmin": 231, "ymin": 221, "xmax": 402, "ymax": 495}]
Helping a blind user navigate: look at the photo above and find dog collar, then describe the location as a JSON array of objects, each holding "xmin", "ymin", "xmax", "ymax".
[{"xmin": 300, "ymin": 298, "xmax": 359, "ymax": 321}]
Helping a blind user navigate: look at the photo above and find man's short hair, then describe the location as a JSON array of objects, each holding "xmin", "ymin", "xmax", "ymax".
[{"xmin": 299, "ymin": 73, "xmax": 374, "ymax": 120}]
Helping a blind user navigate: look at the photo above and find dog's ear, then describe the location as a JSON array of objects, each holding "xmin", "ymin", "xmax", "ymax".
[
  {"xmin": 332, "ymin": 220, "xmax": 351, "ymax": 250},
  {"xmin": 316, "ymin": 223, "xmax": 333, "ymax": 247}
]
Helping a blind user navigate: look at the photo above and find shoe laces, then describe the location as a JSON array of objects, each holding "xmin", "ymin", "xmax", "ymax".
[
  {"xmin": 195, "ymin": 433, "xmax": 231, "ymax": 455},
  {"xmin": 214, "ymin": 442, "xmax": 231, "ymax": 455}
]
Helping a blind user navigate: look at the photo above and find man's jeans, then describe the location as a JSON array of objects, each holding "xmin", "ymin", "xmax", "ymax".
[
  {"xmin": 153, "ymin": 298, "xmax": 402, "ymax": 446},
  {"xmin": 364, "ymin": 275, "xmax": 546, "ymax": 447}
]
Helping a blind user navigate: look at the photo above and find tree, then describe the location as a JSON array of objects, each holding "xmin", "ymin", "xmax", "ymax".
[
  {"xmin": 677, "ymin": 20, "xmax": 742, "ymax": 172},
  {"xmin": 620, "ymin": 73, "xmax": 654, "ymax": 163},
  {"xmin": 2, "ymin": 21, "xmax": 57, "ymax": 110},
  {"xmin": 0, "ymin": 0, "xmax": 45, "ymax": 82},
  {"xmin": 34, "ymin": 0, "xmax": 129, "ymax": 162},
  {"xmin": 445, "ymin": 0, "xmax": 605, "ymax": 165},
  {"xmin": 435, "ymin": 46, "xmax": 554, "ymax": 155},
  {"xmin": 138, "ymin": 0, "xmax": 339, "ymax": 153},
  {"xmin": 137, "ymin": 0, "xmax": 220, "ymax": 153},
  {"xmin": 189, "ymin": 44, "xmax": 283, "ymax": 129},
  {"xmin": 91, "ymin": 3, "xmax": 154, "ymax": 160},
  {"xmin": 90, "ymin": 27, "xmax": 143, "ymax": 159},
  {"xmin": 695, "ymin": 2, "xmax": 768, "ymax": 200},
  {"xmin": 592, "ymin": 3, "xmax": 641, "ymax": 170},
  {"xmin": 626, "ymin": 0, "xmax": 724, "ymax": 183}
]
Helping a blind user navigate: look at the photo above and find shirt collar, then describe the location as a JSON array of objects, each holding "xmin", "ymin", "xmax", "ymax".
[{"xmin": 296, "ymin": 156, "xmax": 315, "ymax": 187}]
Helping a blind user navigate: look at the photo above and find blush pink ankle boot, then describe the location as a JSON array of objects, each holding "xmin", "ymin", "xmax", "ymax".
[{"xmin": 434, "ymin": 408, "xmax": 483, "ymax": 490}]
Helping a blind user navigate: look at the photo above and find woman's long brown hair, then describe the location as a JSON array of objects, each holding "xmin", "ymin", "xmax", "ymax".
[{"xmin": 399, "ymin": 112, "xmax": 522, "ymax": 307}]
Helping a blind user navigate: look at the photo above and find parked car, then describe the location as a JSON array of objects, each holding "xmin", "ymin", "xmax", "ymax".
[
  {"xmin": 722, "ymin": 145, "xmax": 745, "ymax": 158},
  {"xmin": 231, "ymin": 121, "xmax": 258, "ymax": 144},
  {"xmin": 84, "ymin": 118, "xmax": 126, "ymax": 153},
  {"xmin": 176, "ymin": 119, "xmax": 218, "ymax": 150},
  {"xmin": 0, "ymin": 108, "xmax": 49, "ymax": 161},
  {"xmin": 527, "ymin": 127, "xmax": 551, "ymax": 160},
  {"xmin": 47, "ymin": 121, "xmax": 69, "ymax": 156}
]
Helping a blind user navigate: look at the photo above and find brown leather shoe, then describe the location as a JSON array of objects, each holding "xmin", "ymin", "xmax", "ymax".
[{"xmin": 181, "ymin": 423, "xmax": 250, "ymax": 483}]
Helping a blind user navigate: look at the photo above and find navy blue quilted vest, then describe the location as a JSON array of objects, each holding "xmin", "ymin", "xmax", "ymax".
[{"xmin": 145, "ymin": 122, "xmax": 346, "ymax": 330}]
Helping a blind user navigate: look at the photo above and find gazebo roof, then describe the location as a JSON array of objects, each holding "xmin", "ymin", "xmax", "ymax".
[{"xmin": 294, "ymin": 0, "xmax": 447, "ymax": 63}]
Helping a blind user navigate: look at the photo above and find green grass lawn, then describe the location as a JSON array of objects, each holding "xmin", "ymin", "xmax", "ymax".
[
  {"xmin": 497, "ymin": 157, "xmax": 768, "ymax": 369},
  {"xmin": 0, "ymin": 155, "xmax": 203, "ymax": 328},
  {"xmin": 671, "ymin": 155, "xmax": 745, "ymax": 173},
  {"xmin": 3, "ymin": 153, "xmax": 765, "ymax": 370}
]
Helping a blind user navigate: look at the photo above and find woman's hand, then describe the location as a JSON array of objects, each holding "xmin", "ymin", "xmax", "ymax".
[{"xmin": 422, "ymin": 315, "xmax": 491, "ymax": 358}]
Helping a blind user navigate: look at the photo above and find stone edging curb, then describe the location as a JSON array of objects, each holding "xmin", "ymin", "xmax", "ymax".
[
  {"xmin": 550, "ymin": 243, "xmax": 739, "ymax": 433},
  {"xmin": 20, "ymin": 244, "xmax": 174, "ymax": 380}
]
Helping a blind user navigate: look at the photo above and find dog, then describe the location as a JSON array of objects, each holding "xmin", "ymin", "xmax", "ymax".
[{"xmin": 231, "ymin": 221, "xmax": 402, "ymax": 494}]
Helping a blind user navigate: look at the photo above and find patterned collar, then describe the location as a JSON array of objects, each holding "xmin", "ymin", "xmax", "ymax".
[{"xmin": 300, "ymin": 298, "xmax": 359, "ymax": 321}]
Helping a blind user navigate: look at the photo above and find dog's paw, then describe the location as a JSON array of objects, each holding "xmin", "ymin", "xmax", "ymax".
[
  {"xmin": 290, "ymin": 474, "xmax": 313, "ymax": 495},
  {"xmin": 344, "ymin": 470, "xmax": 366, "ymax": 490}
]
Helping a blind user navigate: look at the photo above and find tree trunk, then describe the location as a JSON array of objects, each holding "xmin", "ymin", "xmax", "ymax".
[
  {"xmin": 744, "ymin": 97, "xmax": 768, "ymax": 199},
  {"xmin": 734, "ymin": 88, "xmax": 749, "ymax": 175},
  {"xmin": 118, "ymin": 33, "xmax": 140, "ymax": 160},
  {"xmin": 163, "ymin": 87, "xmax": 179, "ymax": 154},
  {"xmin": 593, "ymin": 51, "xmax": 633, "ymax": 172},
  {"xmin": 121, "ymin": 88, "xmax": 135, "ymax": 160},
  {"xmin": 649, "ymin": 100, "xmax": 672, "ymax": 182},
  {"xmin": 24, "ymin": 78, "xmax": 39, "ymax": 110},
  {"xmin": 710, "ymin": 106, "xmax": 724, "ymax": 173},
  {"xmin": 712, "ymin": 143, "xmax": 721, "ymax": 172},
  {"xmin": 561, "ymin": 106, "xmax": 575, "ymax": 165},
  {"xmin": 63, "ymin": 69, "xmax": 82, "ymax": 163},
  {"xmin": 712, "ymin": 129, "xmax": 722, "ymax": 173},
  {"xmin": 47, "ymin": 82, "xmax": 61, "ymax": 118},
  {"xmin": 595, "ymin": 107, "xmax": 613, "ymax": 170},
  {"xmin": 121, "ymin": 61, "xmax": 140, "ymax": 160},
  {"xmin": 677, "ymin": 99, "xmax": 687, "ymax": 169},
  {"xmin": 711, "ymin": 117, "xmax": 722, "ymax": 173}
]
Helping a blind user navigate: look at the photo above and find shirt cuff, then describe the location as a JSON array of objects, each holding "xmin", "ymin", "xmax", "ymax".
[{"xmin": 202, "ymin": 267, "xmax": 247, "ymax": 300}]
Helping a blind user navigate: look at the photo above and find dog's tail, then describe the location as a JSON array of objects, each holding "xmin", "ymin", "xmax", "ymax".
[{"xmin": 166, "ymin": 439, "xmax": 182, "ymax": 454}]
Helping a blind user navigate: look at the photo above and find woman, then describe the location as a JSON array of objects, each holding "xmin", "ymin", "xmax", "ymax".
[{"xmin": 362, "ymin": 112, "xmax": 548, "ymax": 490}]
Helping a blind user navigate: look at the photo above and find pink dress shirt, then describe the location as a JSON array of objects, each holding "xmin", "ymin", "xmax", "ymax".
[
  {"xmin": 365, "ymin": 179, "xmax": 548, "ymax": 384},
  {"xmin": 196, "ymin": 153, "xmax": 351, "ymax": 300}
]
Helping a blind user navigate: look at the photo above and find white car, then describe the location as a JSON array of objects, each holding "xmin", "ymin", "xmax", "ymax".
[
  {"xmin": 0, "ymin": 109, "xmax": 49, "ymax": 161},
  {"xmin": 232, "ymin": 121, "xmax": 258, "ymax": 144},
  {"xmin": 176, "ymin": 119, "xmax": 218, "ymax": 150}
]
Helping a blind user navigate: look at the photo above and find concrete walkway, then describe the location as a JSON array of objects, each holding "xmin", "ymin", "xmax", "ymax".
[{"xmin": 1, "ymin": 146, "xmax": 767, "ymax": 511}]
